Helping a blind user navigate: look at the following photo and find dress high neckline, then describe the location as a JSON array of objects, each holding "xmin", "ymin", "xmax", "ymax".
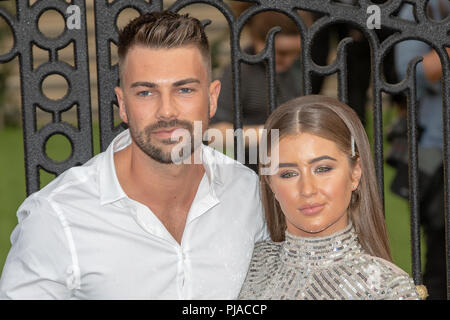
[{"xmin": 281, "ymin": 222, "xmax": 363, "ymax": 267}]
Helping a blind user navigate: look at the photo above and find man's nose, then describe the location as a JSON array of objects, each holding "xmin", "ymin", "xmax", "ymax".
[{"xmin": 156, "ymin": 92, "xmax": 179, "ymax": 120}]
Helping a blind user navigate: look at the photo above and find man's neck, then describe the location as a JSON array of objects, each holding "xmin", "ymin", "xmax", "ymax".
[
  {"xmin": 115, "ymin": 142, "xmax": 205, "ymax": 206},
  {"xmin": 114, "ymin": 142, "xmax": 206, "ymax": 244}
]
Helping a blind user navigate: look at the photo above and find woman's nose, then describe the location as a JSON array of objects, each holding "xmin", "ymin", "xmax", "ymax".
[{"xmin": 299, "ymin": 174, "xmax": 317, "ymax": 197}]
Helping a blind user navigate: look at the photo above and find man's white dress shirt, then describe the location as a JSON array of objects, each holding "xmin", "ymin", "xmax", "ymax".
[{"xmin": 0, "ymin": 129, "xmax": 268, "ymax": 299}]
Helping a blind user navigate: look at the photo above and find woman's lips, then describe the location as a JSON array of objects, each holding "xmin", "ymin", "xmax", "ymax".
[{"xmin": 298, "ymin": 203, "xmax": 325, "ymax": 216}]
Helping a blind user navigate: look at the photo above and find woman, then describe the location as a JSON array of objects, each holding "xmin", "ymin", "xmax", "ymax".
[{"xmin": 239, "ymin": 95, "xmax": 422, "ymax": 300}]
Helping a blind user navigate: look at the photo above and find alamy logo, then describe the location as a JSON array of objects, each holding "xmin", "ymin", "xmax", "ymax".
[
  {"xmin": 66, "ymin": 5, "xmax": 81, "ymax": 30},
  {"xmin": 367, "ymin": 5, "xmax": 381, "ymax": 30},
  {"xmin": 168, "ymin": 121, "xmax": 280, "ymax": 175}
]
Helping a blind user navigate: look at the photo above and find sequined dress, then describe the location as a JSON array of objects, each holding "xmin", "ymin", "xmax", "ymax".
[{"xmin": 238, "ymin": 223, "xmax": 420, "ymax": 300}]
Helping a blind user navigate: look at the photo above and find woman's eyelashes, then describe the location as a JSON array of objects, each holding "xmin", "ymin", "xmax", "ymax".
[
  {"xmin": 280, "ymin": 171, "xmax": 298, "ymax": 179},
  {"xmin": 278, "ymin": 165, "xmax": 334, "ymax": 179},
  {"xmin": 315, "ymin": 166, "xmax": 333, "ymax": 174}
]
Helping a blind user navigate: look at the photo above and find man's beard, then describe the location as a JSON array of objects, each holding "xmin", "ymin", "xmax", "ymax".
[{"xmin": 129, "ymin": 116, "xmax": 208, "ymax": 164}]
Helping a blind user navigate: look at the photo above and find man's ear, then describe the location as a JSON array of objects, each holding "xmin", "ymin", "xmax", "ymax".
[
  {"xmin": 208, "ymin": 80, "xmax": 221, "ymax": 119},
  {"xmin": 114, "ymin": 86, "xmax": 128, "ymax": 124}
]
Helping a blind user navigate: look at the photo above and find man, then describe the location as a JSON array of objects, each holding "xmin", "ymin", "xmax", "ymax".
[{"xmin": 0, "ymin": 11, "xmax": 267, "ymax": 299}]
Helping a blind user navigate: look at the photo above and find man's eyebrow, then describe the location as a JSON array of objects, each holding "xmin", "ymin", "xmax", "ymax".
[
  {"xmin": 130, "ymin": 81, "xmax": 157, "ymax": 88},
  {"xmin": 308, "ymin": 155, "xmax": 337, "ymax": 164},
  {"xmin": 173, "ymin": 78, "xmax": 201, "ymax": 87}
]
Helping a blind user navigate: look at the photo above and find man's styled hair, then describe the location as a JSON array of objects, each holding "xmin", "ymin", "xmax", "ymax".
[{"xmin": 117, "ymin": 11, "xmax": 212, "ymax": 80}]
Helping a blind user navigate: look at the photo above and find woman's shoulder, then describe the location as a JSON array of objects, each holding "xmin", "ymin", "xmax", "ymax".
[
  {"xmin": 358, "ymin": 254, "xmax": 422, "ymax": 300},
  {"xmin": 253, "ymin": 239, "xmax": 282, "ymax": 252},
  {"xmin": 238, "ymin": 240, "xmax": 282, "ymax": 299},
  {"xmin": 250, "ymin": 240, "xmax": 282, "ymax": 264},
  {"xmin": 366, "ymin": 255, "xmax": 409, "ymax": 275},
  {"xmin": 245, "ymin": 240, "xmax": 283, "ymax": 274}
]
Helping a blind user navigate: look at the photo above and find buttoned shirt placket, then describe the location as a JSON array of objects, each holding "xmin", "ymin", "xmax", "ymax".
[{"xmin": 125, "ymin": 171, "xmax": 219, "ymax": 299}]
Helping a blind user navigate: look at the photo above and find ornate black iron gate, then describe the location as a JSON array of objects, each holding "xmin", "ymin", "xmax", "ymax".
[{"xmin": 0, "ymin": 0, "xmax": 448, "ymax": 299}]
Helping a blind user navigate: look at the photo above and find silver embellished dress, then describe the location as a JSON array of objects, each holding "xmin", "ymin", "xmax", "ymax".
[{"xmin": 238, "ymin": 223, "xmax": 420, "ymax": 300}]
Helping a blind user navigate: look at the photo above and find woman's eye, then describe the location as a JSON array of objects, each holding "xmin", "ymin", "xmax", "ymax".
[
  {"xmin": 315, "ymin": 166, "xmax": 332, "ymax": 173},
  {"xmin": 280, "ymin": 171, "xmax": 298, "ymax": 179}
]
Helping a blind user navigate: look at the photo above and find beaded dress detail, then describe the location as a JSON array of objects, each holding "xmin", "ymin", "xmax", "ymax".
[{"xmin": 238, "ymin": 223, "xmax": 420, "ymax": 300}]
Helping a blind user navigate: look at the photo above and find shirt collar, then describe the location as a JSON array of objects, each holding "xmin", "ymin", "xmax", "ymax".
[
  {"xmin": 99, "ymin": 129, "xmax": 224, "ymax": 206},
  {"xmin": 99, "ymin": 129, "xmax": 131, "ymax": 205}
]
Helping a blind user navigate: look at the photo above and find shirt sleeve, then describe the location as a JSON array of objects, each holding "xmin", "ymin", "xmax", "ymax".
[{"xmin": 0, "ymin": 195, "xmax": 73, "ymax": 300}]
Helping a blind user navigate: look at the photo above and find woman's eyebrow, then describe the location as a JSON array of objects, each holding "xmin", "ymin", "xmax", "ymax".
[
  {"xmin": 277, "ymin": 156, "xmax": 337, "ymax": 169},
  {"xmin": 308, "ymin": 155, "xmax": 337, "ymax": 164},
  {"xmin": 277, "ymin": 163, "xmax": 298, "ymax": 168}
]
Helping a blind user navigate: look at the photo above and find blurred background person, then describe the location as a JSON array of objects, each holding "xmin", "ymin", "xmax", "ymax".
[
  {"xmin": 211, "ymin": 5, "xmax": 314, "ymax": 172},
  {"xmin": 318, "ymin": 0, "xmax": 402, "ymax": 128}
]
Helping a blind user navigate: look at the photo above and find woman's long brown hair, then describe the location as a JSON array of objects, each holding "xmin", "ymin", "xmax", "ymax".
[{"xmin": 260, "ymin": 95, "xmax": 392, "ymax": 262}]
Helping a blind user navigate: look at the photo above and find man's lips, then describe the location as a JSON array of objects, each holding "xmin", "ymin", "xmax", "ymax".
[
  {"xmin": 153, "ymin": 128, "xmax": 177, "ymax": 133},
  {"xmin": 152, "ymin": 128, "xmax": 183, "ymax": 138},
  {"xmin": 298, "ymin": 203, "xmax": 325, "ymax": 216}
]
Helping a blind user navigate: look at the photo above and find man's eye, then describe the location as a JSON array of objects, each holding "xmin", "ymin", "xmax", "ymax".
[
  {"xmin": 138, "ymin": 91, "xmax": 152, "ymax": 97},
  {"xmin": 179, "ymin": 88, "xmax": 194, "ymax": 94}
]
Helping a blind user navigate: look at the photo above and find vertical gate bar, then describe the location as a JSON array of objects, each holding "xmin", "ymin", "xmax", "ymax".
[
  {"xmin": 336, "ymin": 38, "xmax": 351, "ymax": 106},
  {"xmin": 230, "ymin": 18, "xmax": 243, "ymax": 162},
  {"xmin": 440, "ymin": 51, "xmax": 450, "ymax": 299},
  {"xmin": 406, "ymin": 82, "xmax": 422, "ymax": 286},
  {"xmin": 371, "ymin": 67, "xmax": 385, "ymax": 207},
  {"xmin": 266, "ymin": 40, "xmax": 277, "ymax": 115}
]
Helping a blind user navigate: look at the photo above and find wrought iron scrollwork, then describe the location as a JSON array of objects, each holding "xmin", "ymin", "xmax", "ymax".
[
  {"xmin": 0, "ymin": 0, "xmax": 92, "ymax": 195},
  {"xmin": 0, "ymin": 0, "xmax": 449, "ymax": 298}
]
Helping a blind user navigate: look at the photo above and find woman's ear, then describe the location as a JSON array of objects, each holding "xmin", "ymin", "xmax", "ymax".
[{"xmin": 351, "ymin": 157, "xmax": 362, "ymax": 190}]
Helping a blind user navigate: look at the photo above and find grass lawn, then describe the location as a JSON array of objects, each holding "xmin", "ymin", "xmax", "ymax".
[{"xmin": 0, "ymin": 120, "xmax": 426, "ymax": 277}]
